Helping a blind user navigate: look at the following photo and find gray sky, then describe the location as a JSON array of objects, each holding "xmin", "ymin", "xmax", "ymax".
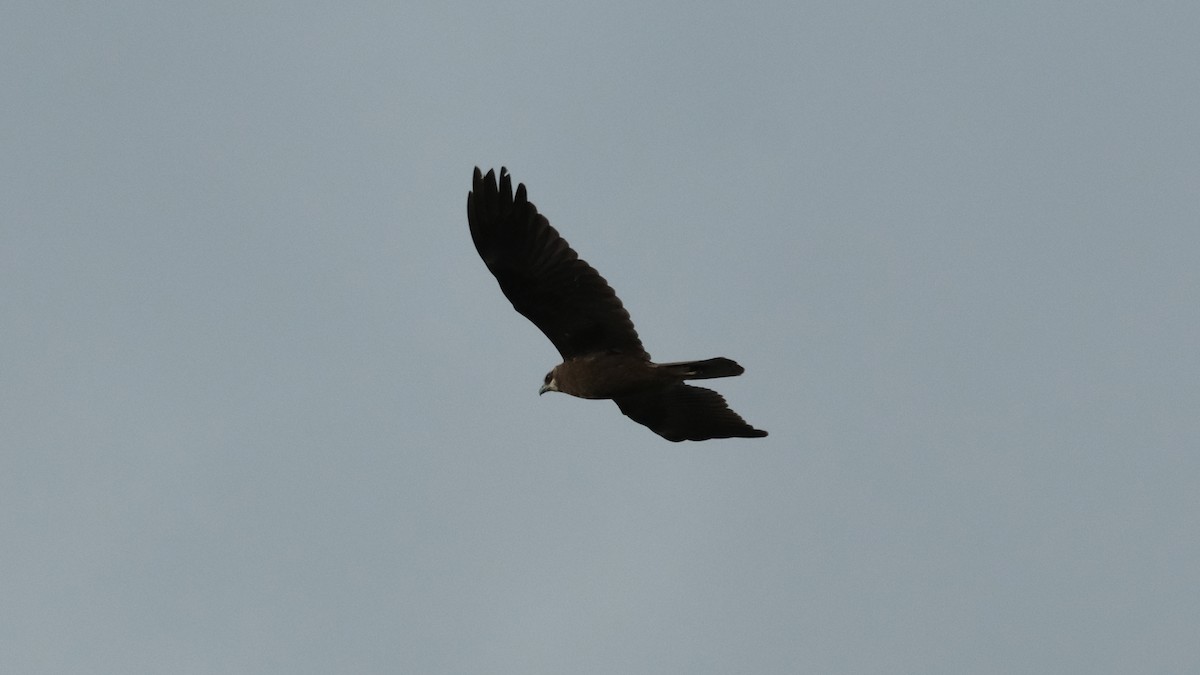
[{"xmin": 3, "ymin": 2, "xmax": 1198, "ymax": 673}]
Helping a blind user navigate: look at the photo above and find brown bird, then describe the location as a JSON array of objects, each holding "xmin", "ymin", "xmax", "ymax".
[{"xmin": 467, "ymin": 167, "xmax": 767, "ymax": 442}]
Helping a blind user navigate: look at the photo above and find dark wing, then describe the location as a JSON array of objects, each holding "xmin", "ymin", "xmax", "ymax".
[
  {"xmin": 613, "ymin": 385, "xmax": 768, "ymax": 442},
  {"xmin": 468, "ymin": 167, "xmax": 647, "ymax": 359}
]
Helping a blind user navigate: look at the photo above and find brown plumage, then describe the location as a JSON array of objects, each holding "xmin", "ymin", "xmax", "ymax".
[{"xmin": 467, "ymin": 167, "xmax": 767, "ymax": 442}]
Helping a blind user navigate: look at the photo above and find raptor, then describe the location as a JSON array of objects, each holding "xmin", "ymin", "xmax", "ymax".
[{"xmin": 467, "ymin": 167, "xmax": 767, "ymax": 442}]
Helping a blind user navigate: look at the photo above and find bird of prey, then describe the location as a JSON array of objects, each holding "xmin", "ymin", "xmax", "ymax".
[{"xmin": 467, "ymin": 167, "xmax": 767, "ymax": 442}]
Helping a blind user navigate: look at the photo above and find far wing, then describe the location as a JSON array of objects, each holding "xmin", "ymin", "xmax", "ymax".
[
  {"xmin": 467, "ymin": 167, "xmax": 646, "ymax": 359},
  {"xmin": 613, "ymin": 385, "xmax": 768, "ymax": 442}
]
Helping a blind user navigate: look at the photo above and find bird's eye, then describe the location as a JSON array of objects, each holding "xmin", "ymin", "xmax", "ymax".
[{"xmin": 544, "ymin": 373, "xmax": 552, "ymax": 384}]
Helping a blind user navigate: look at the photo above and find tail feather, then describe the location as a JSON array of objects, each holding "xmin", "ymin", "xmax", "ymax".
[{"xmin": 656, "ymin": 357, "xmax": 745, "ymax": 380}]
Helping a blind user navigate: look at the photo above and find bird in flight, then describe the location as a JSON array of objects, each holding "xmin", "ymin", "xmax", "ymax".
[{"xmin": 467, "ymin": 167, "xmax": 767, "ymax": 442}]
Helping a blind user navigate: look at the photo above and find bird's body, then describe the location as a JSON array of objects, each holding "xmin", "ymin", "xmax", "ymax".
[
  {"xmin": 542, "ymin": 355, "xmax": 744, "ymax": 399},
  {"xmin": 544, "ymin": 353, "xmax": 667, "ymax": 399},
  {"xmin": 467, "ymin": 167, "xmax": 766, "ymax": 442}
]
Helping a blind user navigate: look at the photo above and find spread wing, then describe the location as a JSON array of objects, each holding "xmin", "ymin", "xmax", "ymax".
[
  {"xmin": 468, "ymin": 167, "xmax": 647, "ymax": 359},
  {"xmin": 613, "ymin": 385, "xmax": 768, "ymax": 442}
]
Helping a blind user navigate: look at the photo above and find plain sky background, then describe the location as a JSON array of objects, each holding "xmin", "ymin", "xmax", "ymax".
[{"xmin": 3, "ymin": 2, "xmax": 1198, "ymax": 673}]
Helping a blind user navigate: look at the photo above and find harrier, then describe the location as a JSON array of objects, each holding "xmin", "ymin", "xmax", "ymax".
[{"xmin": 467, "ymin": 167, "xmax": 767, "ymax": 442}]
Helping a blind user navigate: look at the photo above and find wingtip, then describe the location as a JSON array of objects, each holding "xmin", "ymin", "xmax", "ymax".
[{"xmin": 472, "ymin": 167, "xmax": 523, "ymax": 204}]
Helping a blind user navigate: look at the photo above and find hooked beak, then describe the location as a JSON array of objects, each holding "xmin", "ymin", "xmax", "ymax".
[{"xmin": 538, "ymin": 383, "xmax": 550, "ymax": 395}]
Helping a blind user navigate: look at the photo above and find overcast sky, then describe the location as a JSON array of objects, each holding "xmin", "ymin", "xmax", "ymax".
[{"xmin": 3, "ymin": 2, "xmax": 1198, "ymax": 673}]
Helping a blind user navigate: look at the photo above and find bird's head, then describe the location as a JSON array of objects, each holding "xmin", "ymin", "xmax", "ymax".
[{"xmin": 538, "ymin": 368, "xmax": 560, "ymax": 396}]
